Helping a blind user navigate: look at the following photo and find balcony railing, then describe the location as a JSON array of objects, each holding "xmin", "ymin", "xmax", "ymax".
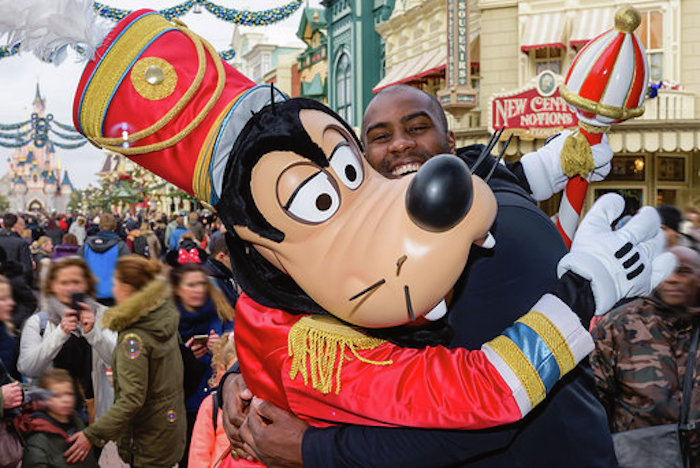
[{"xmin": 641, "ymin": 89, "xmax": 696, "ymax": 120}]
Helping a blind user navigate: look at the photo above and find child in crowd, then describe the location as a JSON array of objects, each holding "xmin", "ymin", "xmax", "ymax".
[
  {"xmin": 19, "ymin": 368, "xmax": 99, "ymax": 467},
  {"xmin": 189, "ymin": 333, "xmax": 259, "ymax": 468}
]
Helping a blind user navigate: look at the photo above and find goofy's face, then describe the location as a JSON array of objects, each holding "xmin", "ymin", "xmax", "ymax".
[{"xmin": 231, "ymin": 103, "xmax": 497, "ymax": 328}]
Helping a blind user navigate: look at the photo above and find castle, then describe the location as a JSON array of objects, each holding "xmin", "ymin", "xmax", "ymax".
[{"xmin": 5, "ymin": 85, "xmax": 74, "ymax": 213}]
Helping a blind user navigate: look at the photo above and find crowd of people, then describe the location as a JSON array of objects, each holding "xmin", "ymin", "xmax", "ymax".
[
  {"xmin": 0, "ymin": 84, "xmax": 697, "ymax": 468},
  {"xmin": 0, "ymin": 208, "xmax": 242, "ymax": 467}
]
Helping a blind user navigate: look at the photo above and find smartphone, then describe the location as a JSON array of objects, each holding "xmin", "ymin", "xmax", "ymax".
[
  {"xmin": 70, "ymin": 292, "xmax": 86, "ymax": 312},
  {"xmin": 191, "ymin": 334, "xmax": 209, "ymax": 347}
]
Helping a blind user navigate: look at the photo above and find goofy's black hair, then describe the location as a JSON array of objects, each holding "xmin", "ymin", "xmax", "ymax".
[{"xmin": 218, "ymin": 98, "xmax": 360, "ymax": 317}]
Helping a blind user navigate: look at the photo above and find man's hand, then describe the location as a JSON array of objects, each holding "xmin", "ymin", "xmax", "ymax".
[
  {"xmin": 220, "ymin": 373, "xmax": 257, "ymax": 460},
  {"xmin": 520, "ymin": 130, "xmax": 613, "ymax": 201},
  {"xmin": 239, "ymin": 397, "xmax": 308, "ymax": 468},
  {"xmin": 2, "ymin": 382, "xmax": 22, "ymax": 409},
  {"xmin": 558, "ymin": 193, "xmax": 677, "ymax": 315}
]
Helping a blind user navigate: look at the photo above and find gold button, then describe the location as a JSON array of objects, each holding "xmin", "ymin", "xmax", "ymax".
[{"xmin": 145, "ymin": 65, "xmax": 165, "ymax": 85}]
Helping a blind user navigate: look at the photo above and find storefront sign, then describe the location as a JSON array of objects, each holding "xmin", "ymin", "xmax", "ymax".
[
  {"xmin": 446, "ymin": 0, "xmax": 469, "ymax": 88},
  {"xmin": 489, "ymin": 71, "xmax": 578, "ymax": 138}
]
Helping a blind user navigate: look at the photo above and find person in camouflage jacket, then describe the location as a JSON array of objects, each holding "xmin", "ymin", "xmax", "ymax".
[{"xmin": 591, "ymin": 246, "xmax": 700, "ymax": 464}]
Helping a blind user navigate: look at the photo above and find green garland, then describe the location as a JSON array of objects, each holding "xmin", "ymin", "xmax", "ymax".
[
  {"xmin": 0, "ymin": 113, "xmax": 87, "ymax": 149},
  {"xmin": 93, "ymin": 0, "xmax": 302, "ymax": 25},
  {"xmin": 0, "ymin": 43, "xmax": 19, "ymax": 59}
]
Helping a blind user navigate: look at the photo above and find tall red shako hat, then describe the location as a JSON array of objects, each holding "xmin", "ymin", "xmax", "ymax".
[{"xmin": 71, "ymin": 9, "xmax": 286, "ymax": 207}]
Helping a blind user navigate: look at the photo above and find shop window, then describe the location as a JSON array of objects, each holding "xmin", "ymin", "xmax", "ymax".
[
  {"xmin": 336, "ymin": 53, "xmax": 353, "ymax": 124},
  {"xmin": 657, "ymin": 156, "xmax": 685, "ymax": 182},
  {"xmin": 533, "ymin": 48, "xmax": 562, "ymax": 75},
  {"xmin": 608, "ymin": 156, "xmax": 646, "ymax": 181},
  {"xmin": 594, "ymin": 188, "xmax": 643, "ymax": 216},
  {"xmin": 636, "ymin": 11, "xmax": 663, "ymax": 81}
]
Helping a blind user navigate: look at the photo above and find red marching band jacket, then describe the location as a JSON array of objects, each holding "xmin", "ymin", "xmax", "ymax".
[{"xmin": 234, "ymin": 293, "xmax": 594, "ymax": 429}]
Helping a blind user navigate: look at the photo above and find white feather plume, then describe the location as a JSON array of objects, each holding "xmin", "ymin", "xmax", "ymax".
[{"xmin": 0, "ymin": 0, "xmax": 111, "ymax": 64}]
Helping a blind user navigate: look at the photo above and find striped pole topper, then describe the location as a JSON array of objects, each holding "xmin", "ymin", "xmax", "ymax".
[{"xmin": 556, "ymin": 6, "xmax": 649, "ymax": 248}]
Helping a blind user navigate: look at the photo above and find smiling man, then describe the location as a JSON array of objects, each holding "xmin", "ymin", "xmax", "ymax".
[{"xmin": 362, "ymin": 86, "xmax": 455, "ymax": 179}]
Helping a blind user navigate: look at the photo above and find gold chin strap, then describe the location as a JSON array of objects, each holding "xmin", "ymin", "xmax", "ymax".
[
  {"xmin": 95, "ymin": 23, "xmax": 226, "ymax": 155},
  {"xmin": 288, "ymin": 315, "xmax": 393, "ymax": 395}
]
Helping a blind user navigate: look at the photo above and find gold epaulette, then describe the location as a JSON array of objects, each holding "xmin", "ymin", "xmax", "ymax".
[{"xmin": 288, "ymin": 315, "xmax": 393, "ymax": 395}]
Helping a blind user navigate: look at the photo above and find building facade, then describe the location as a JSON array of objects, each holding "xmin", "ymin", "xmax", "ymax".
[
  {"xmin": 4, "ymin": 86, "xmax": 73, "ymax": 213},
  {"xmin": 230, "ymin": 24, "xmax": 304, "ymax": 95},
  {"xmin": 297, "ymin": 6, "xmax": 329, "ymax": 103},
  {"xmin": 321, "ymin": 0, "xmax": 395, "ymax": 127},
  {"xmin": 376, "ymin": 0, "xmax": 700, "ymax": 213}
]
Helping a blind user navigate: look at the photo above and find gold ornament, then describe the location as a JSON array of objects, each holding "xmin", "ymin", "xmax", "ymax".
[
  {"xmin": 131, "ymin": 56, "xmax": 178, "ymax": 101},
  {"xmin": 614, "ymin": 6, "xmax": 642, "ymax": 34},
  {"xmin": 144, "ymin": 65, "xmax": 165, "ymax": 85}
]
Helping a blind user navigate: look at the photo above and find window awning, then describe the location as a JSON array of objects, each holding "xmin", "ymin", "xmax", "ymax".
[
  {"xmin": 373, "ymin": 47, "xmax": 448, "ymax": 92},
  {"xmin": 520, "ymin": 12, "xmax": 567, "ymax": 52},
  {"xmin": 569, "ymin": 8, "xmax": 615, "ymax": 47}
]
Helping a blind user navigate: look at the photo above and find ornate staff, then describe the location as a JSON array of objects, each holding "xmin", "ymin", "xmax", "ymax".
[{"xmin": 557, "ymin": 6, "xmax": 649, "ymax": 247}]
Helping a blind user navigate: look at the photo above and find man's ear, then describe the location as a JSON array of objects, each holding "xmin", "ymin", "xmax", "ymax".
[{"xmin": 447, "ymin": 130, "xmax": 456, "ymax": 155}]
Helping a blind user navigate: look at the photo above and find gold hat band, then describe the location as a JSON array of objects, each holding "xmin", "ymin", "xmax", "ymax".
[{"xmin": 559, "ymin": 84, "xmax": 645, "ymax": 121}]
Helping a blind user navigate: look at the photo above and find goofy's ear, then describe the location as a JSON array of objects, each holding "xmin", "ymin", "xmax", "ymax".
[{"xmin": 225, "ymin": 231, "xmax": 326, "ymax": 316}]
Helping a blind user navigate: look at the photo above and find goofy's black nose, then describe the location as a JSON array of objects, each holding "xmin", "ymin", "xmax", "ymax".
[{"xmin": 405, "ymin": 154, "xmax": 473, "ymax": 232}]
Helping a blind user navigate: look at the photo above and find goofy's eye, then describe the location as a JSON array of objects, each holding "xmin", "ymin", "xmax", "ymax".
[
  {"xmin": 284, "ymin": 171, "xmax": 340, "ymax": 224},
  {"xmin": 329, "ymin": 142, "xmax": 363, "ymax": 190}
]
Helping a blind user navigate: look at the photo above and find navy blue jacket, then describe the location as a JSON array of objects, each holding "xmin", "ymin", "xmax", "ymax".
[{"xmin": 301, "ymin": 148, "xmax": 617, "ymax": 467}]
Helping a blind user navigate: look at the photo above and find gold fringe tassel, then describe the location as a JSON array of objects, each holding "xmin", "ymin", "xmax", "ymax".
[
  {"xmin": 288, "ymin": 315, "xmax": 393, "ymax": 395},
  {"xmin": 560, "ymin": 131, "xmax": 595, "ymax": 179}
]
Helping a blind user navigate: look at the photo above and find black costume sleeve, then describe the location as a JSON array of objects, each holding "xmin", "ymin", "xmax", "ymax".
[{"xmin": 303, "ymin": 424, "xmax": 516, "ymax": 468}]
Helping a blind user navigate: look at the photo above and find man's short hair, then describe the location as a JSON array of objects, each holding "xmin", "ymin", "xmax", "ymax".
[
  {"xmin": 210, "ymin": 234, "xmax": 229, "ymax": 258},
  {"xmin": 98, "ymin": 213, "xmax": 116, "ymax": 231},
  {"xmin": 2, "ymin": 213, "xmax": 17, "ymax": 229},
  {"xmin": 366, "ymin": 85, "xmax": 449, "ymax": 137}
]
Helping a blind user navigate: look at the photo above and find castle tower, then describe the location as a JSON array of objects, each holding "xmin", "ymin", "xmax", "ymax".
[{"xmin": 6, "ymin": 83, "xmax": 74, "ymax": 213}]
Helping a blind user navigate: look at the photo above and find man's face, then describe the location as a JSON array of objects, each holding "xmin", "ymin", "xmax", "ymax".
[
  {"xmin": 362, "ymin": 88, "xmax": 455, "ymax": 179},
  {"xmin": 656, "ymin": 250, "xmax": 700, "ymax": 308}
]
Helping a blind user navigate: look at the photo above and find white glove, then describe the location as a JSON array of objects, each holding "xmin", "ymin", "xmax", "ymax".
[
  {"xmin": 521, "ymin": 130, "xmax": 613, "ymax": 201},
  {"xmin": 557, "ymin": 193, "xmax": 677, "ymax": 315}
]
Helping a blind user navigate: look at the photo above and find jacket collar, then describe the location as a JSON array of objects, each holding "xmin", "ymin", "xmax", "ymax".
[{"xmin": 103, "ymin": 278, "xmax": 171, "ymax": 331}]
